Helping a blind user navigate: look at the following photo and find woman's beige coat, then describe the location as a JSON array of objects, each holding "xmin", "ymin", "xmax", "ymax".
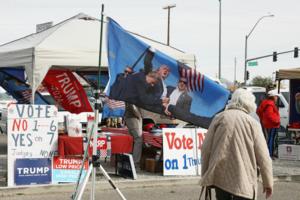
[{"xmin": 200, "ymin": 105, "xmax": 273, "ymax": 199}]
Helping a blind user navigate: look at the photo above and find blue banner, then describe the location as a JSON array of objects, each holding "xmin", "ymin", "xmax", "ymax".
[
  {"xmin": 0, "ymin": 68, "xmax": 48, "ymax": 104},
  {"xmin": 76, "ymin": 72, "xmax": 125, "ymax": 118},
  {"xmin": 106, "ymin": 18, "xmax": 229, "ymax": 128},
  {"xmin": 290, "ymin": 79, "xmax": 300, "ymax": 124},
  {"xmin": 15, "ymin": 158, "xmax": 52, "ymax": 185}
]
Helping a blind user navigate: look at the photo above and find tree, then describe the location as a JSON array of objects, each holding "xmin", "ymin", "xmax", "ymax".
[{"xmin": 251, "ymin": 76, "xmax": 274, "ymax": 89}]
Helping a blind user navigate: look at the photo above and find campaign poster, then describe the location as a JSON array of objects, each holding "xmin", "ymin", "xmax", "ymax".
[
  {"xmin": 85, "ymin": 135, "xmax": 111, "ymax": 158},
  {"xmin": 7, "ymin": 104, "xmax": 58, "ymax": 186},
  {"xmin": 106, "ymin": 18, "xmax": 229, "ymax": 129},
  {"xmin": 15, "ymin": 158, "xmax": 51, "ymax": 185},
  {"xmin": 43, "ymin": 69, "xmax": 93, "ymax": 114},
  {"xmin": 52, "ymin": 156, "xmax": 89, "ymax": 183},
  {"xmin": 289, "ymin": 79, "xmax": 300, "ymax": 124},
  {"xmin": 163, "ymin": 128, "xmax": 206, "ymax": 176}
]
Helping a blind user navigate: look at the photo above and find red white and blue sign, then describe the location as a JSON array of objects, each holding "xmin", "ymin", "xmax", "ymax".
[
  {"xmin": 52, "ymin": 156, "xmax": 89, "ymax": 183},
  {"xmin": 14, "ymin": 158, "xmax": 52, "ymax": 185}
]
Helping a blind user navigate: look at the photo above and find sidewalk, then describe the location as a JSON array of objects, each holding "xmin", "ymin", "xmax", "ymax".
[
  {"xmin": 272, "ymin": 159, "xmax": 300, "ymax": 182},
  {"xmin": 1, "ymin": 158, "xmax": 300, "ymax": 197}
]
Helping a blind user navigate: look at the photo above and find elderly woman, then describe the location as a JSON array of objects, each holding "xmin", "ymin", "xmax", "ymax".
[{"xmin": 200, "ymin": 88, "xmax": 273, "ymax": 200}]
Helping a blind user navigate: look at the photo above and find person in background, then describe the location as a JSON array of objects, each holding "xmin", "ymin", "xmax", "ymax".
[
  {"xmin": 200, "ymin": 88, "xmax": 273, "ymax": 200},
  {"xmin": 257, "ymin": 90, "xmax": 280, "ymax": 158},
  {"xmin": 124, "ymin": 103, "xmax": 143, "ymax": 167}
]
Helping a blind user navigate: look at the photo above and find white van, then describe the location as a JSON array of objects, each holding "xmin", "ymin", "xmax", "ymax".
[{"xmin": 242, "ymin": 86, "xmax": 289, "ymax": 132}]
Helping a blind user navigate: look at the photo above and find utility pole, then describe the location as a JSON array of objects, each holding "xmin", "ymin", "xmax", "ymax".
[
  {"xmin": 244, "ymin": 14, "xmax": 274, "ymax": 84},
  {"xmin": 163, "ymin": 4, "xmax": 176, "ymax": 46},
  {"xmin": 234, "ymin": 57, "xmax": 237, "ymax": 85},
  {"xmin": 218, "ymin": 0, "xmax": 222, "ymax": 80}
]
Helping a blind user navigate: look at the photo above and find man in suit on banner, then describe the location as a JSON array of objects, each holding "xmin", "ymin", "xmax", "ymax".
[
  {"xmin": 163, "ymin": 77, "xmax": 212, "ymax": 128},
  {"xmin": 164, "ymin": 77, "xmax": 192, "ymax": 115}
]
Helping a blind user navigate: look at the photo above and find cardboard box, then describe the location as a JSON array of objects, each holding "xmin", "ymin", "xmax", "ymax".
[
  {"xmin": 145, "ymin": 158, "xmax": 163, "ymax": 173},
  {"xmin": 278, "ymin": 144, "xmax": 300, "ymax": 160},
  {"xmin": 140, "ymin": 146, "xmax": 157, "ymax": 170},
  {"xmin": 145, "ymin": 158, "xmax": 156, "ymax": 173}
]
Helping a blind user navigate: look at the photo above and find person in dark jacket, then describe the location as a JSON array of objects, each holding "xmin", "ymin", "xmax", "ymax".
[
  {"xmin": 124, "ymin": 71, "xmax": 160, "ymax": 104},
  {"xmin": 143, "ymin": 49, "xmax": 170, "ymax": 101},
  {"xmin": 257, "ymin": 90, "xmax": 280, "ymax": 157},
  {"xmin": 109, "ymin": 66, "xmax": 133, "ymax": 99}
]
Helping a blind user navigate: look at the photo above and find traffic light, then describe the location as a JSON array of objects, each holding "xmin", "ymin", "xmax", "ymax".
[
  {"xmin": 294, "ymin": 47, "xmax": 299, "ymax": 58},
  {"xmin": 273, "ymin": 52, "xmax": 277, "ymax": 62},
  {"xmin": 246, "ymin": 70, "xmax": 249, "ymax": 80}
]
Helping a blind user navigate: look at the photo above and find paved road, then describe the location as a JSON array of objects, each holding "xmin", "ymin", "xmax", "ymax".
[{"xmin": 1, "ymin": 181, "xmax": 299, "ymax": 200}]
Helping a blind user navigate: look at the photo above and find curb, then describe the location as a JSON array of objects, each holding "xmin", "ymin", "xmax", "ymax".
[
  {"xmin": 1, "ymin": 174, "xmax": 300, "ymax": 198},
  {"xmin": 273, "ymin": 174, "xmax": 300, "ymax": 182},
  {"xmin": 0, "ymin": 176, "xmax": 200, "ymax": 197}
]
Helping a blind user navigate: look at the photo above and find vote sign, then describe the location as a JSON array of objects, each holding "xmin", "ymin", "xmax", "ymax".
[
  {"xmin": 7, "ymin": 104, "xmax": 58, "ymax": 186},
  {"xmin": 163, "ymin": 128, "xmax": 206, "ymax": 176}
]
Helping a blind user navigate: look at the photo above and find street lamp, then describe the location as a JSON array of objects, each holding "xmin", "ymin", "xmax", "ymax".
[
  {"xmin": 244, "ymin": 14, "xmax": 274, "ymax": 84},
  {"xmin": 218, "ymin": 0, "xmax": 222, "ymax": 80},
  {"xmin": 163, "ymin": 4, "xmax": 176, "ymax": 46}
]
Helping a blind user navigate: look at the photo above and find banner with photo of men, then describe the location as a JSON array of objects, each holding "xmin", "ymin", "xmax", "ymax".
[{"xmin": 106, "ymin": 18, "xmax": 230, "ymax": 128}]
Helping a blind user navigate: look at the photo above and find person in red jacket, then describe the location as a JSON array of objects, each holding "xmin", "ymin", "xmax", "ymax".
[{"xmin": 257, "ymin": 90, "xmax": 280, "ymax": 157}]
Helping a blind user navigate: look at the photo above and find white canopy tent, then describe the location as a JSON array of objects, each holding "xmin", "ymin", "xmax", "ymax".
[{"xmin": 0, "ymin": 13, "xmax": 196, "ymax": 93}]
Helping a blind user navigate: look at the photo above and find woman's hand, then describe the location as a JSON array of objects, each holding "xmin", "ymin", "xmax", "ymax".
[{"xmin": 263, "ymin": 187, "xmax": 272, "ymax": 199}]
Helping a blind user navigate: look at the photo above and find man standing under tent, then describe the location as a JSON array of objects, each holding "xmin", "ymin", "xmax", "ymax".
[{"xmin": 124, "ymin": 103, "xmax": 143, "ymax": 166}]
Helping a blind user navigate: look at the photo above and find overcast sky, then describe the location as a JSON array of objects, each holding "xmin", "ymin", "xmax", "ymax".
[{"xmin": 1, "ymin": 0, "xmax": 300, "ymax": 84}]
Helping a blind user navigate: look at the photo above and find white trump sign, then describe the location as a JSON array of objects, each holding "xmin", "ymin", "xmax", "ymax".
[{"xmin": 7, "ymin": 104, "xmax": 58, "ymax": 186}]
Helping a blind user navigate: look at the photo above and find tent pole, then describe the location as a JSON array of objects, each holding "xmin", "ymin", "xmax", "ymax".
[
  {"xmin": 98, "ymin": 5, "xmax": 104, "ymax": 86},
  {"xmin": 90, "ymin": 3, "xmax": 105, "ymax": 199},
  {"xmin": 32, "ymin": 51, "xmax": 35, "ymax": 104}
]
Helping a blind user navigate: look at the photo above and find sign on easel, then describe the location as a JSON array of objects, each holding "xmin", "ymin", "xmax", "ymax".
[
  {"xmin": 52, "ymin": 156, "xmax": 89, "ymax": 183},
  {"xmin": 163, "ymin": 128, "xmax": 206, "ymax": 176},
  {"xmin": 7, "ymin": 104, "xmax": 58, "ymax": 186}
]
